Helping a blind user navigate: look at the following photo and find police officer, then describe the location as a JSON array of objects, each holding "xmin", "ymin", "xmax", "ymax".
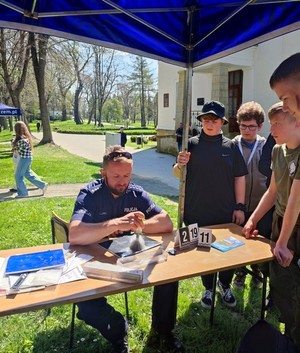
[{"xmin": 69, "ymin": 145, "xmax": 184, "ymax": 353}]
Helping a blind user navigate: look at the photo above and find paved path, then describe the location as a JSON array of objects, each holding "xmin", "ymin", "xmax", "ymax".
[{"xmin": 0, "ymin": 132, "xmax": 179, "ymax": 201}]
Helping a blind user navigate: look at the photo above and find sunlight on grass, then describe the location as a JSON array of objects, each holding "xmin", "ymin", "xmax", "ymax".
[
  {"xmin": 0, "ymin": 193, "xmax": 280, "ymax": 353},
  {"xmin": 0, "ymin": 142, "xmax": 99, "ymax": 188},
  {"xmin": 29, "ymin": 120, "xmax": 157, "ymax": 136},
  {"xmin": 0, "ymin": 141, "xmax": 281, "ymax": 353}
]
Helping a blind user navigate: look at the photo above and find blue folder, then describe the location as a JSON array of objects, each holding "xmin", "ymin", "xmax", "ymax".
[{"xmin": 5, "ymin": 249, "xmax": 66, "ymax": 275}]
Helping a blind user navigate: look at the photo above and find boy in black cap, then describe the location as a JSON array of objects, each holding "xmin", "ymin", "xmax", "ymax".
[{"xmin": 173, "ymin": 100, "xmax": 247, "ymax": 309}]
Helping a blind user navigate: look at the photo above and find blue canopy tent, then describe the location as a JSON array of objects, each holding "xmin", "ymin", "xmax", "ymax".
[
  {"xmin": 0, "ymin": 0, "xmax": 299, "ymax": 224},
  {"xmin": 0, "ymin": 103, "xmax": 22, "ymax": 131},
  {"xmin": 0, "ymin": 1, "xmax": 299, "ymax": 68},
  {"xmin": 0, "ymin": 103, "xmax": 21, "ymax": 116}
]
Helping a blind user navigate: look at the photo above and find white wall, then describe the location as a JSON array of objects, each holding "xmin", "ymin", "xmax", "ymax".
[
  {"xmin": 191, "ymin": 72, "xmax": 212, "ymax": 112},
  {"xmin": 158, "ymin": 29, "xmax": 300, "ymax": 138},
  {"xmin": 157, "ymin": 62, "xmax": 181, "ymax": 130},
  {"xmin": 251, "ymin": 32, "xmax": 300, "ymax": 136},
  {"xmin": 157, "ymin": 62, "xmax": 213, "ymax": 130}
]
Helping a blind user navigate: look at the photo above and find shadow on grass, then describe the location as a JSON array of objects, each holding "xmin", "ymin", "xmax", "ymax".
[
  {"xmin": 171, "ymin": 281, "xmax": 282, "ymax": 353},
  {"xmin": 84, "ymin": 161, "xmax": 101, "ymax": 168},
  {"xmin": 172, "ymin": 299, "xmax": 252, "ymax": 353},
  {"xmin": 0, "ymin": 186, "xmax": 42, "ymax": 202},
  {"xmin": 0, "ymin": 149, "xmax": 12, "ymax": 160},
  {"xmin": 32, "ymin": 320, "xmax": 113, "ymax": 353},
  {"xmin": 0, "ymin": 189, "xmax": 15, "ymax": 199},
  {"xmin": 84, "ymin": 161, "xmax": 101, "ymax": 179}
]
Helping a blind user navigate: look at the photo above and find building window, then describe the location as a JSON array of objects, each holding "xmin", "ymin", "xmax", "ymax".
[
  {"xmin": 163, "ymin": 93, "xmax": 169, "ymax": 107},
  {"xmin": 228, "ymin": 70, "xmax": 243, "ymax": 133},
  {"xmin": 197, "ymin": 97, "xmax": 205, "ymax": 106}
]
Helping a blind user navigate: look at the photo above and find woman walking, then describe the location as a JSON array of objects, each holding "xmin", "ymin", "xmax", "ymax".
[{"xmin": 12, "ymin": 121, "xmax": 48, "ymax": 198}]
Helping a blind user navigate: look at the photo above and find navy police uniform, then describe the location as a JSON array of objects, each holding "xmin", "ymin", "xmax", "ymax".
[{"xmin": 71, "ymin": 179, "xmax": 179, "ymax": 345}]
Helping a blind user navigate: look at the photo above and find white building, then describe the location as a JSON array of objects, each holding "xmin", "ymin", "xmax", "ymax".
[{"xmin": 156, "ymin": 30, "xmax": 300, "ymax": 154}]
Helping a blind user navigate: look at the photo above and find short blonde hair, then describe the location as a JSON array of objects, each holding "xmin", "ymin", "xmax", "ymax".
[
  {"xmin": 268, "ymin": 102, "xmax": 296, "ymax": 122},
  {"xmin": 270, "ymin": 53, "xmax": 300, "ymax": 88},
  {"xmin": 102, "ymin": 145, "xmax": 132, "ymax": 167}
]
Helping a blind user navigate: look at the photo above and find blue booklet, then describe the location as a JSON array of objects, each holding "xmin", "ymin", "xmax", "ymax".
[
  {"xmin": 211, "ymin": 236, "xmax": 245, "ymax": 252},
  {"xmin": 5, "ymin": 249, "xmax": 66, "ymax": 275}
]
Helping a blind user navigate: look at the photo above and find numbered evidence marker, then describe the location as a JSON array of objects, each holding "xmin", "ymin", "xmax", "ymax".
[
  {"xmin": 197, "ymin": 227, "xmax": 212, "ymax": 248},
  {"xmin": 176, "ymin": 223, "xmax": 199, "ymax": 249}
]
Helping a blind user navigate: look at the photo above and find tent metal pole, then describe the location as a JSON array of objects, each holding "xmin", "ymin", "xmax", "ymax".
[
  {"xmin": 177, "ymin": 64, "xmax": 193, "ymax": 228},
  {"xmin": 177, "ymin": 6, "xmax": 195, "ymax": 229}
]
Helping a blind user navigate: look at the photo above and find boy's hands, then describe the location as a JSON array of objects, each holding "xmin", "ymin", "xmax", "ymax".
[
  {"xmin": 232, "ymin": 210, "xmax": 245, "ymax": 225},
  {"xmin": 243, "ymin": 219, "xmax": 259, "ymax": 238},
  {"xmin": 273, "ymin": 243, "xmax": 293, "ymax": 267},
  {"xmin": 177, "ymin": 151, "xmax": 191, "ymax": 167},
  {"xmin": 243, "ymin": 218, "xmax": 294, "ymax": 267}
]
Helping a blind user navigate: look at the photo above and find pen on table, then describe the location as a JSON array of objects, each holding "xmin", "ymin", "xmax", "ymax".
[{"xmin": 11, "ymin": 273, "xmax": 29, "ymax": 290}]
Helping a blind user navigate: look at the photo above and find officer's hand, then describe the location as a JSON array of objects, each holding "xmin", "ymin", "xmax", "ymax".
[{"xmin": 115, "ymin": 211, "xmax": 145, "ymax": 232}]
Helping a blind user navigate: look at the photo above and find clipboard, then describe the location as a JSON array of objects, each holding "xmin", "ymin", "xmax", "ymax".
[{"xmin": 5, "ymin": 249, "xmax": 66, "ymax": 275}]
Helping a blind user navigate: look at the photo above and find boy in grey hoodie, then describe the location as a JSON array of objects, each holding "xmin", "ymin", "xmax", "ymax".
[{"xmin": 232, "ymin": 101, "xmax": 273, "ymax": 288}]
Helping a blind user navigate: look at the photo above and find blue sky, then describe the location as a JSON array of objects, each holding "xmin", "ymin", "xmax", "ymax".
[{"xmin": 114, "ymin": 50, "xmax": 158, "ymax": 82}]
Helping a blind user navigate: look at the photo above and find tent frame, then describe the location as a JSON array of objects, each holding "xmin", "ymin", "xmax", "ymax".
[{"xmin": 1, "ymin": 0, "xmax": 300, "ymax": 226}]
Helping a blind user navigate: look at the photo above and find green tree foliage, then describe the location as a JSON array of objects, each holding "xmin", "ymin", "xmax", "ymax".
[
  {"xmin": 128, "ymin": 57, "xmax": 156, "ymax": 128},
  {"xmin": 103, "ymin": 97, "xmax": 123, "ymax": 123},
  {"xmin": 0, "ymin": 28, "xmax": 158, "ymax": 135}
]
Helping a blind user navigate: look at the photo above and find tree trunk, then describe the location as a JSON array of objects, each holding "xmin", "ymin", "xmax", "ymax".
[
  {"xmin": 29, "ymin": 32, "xmax": 53, "ymax": 144},
  {"xmin": 61, "ymin": 93, "xmax": 67, "ymax": 121},
  {"xmin": 0, "ymin": 30, "xmax": 31, "ymax": 120},
  {"xmin": 74, "ymin": 81, "xmax": 83, "ymax": 124},
  {"xmin": 0, "ymin": 116, "xmax": 8, "ymax": 130}
]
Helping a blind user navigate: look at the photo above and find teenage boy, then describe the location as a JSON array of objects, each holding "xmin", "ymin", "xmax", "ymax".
[
  {"xmin": 232, "ymin": 101, "xmax": 273, "ymax": 288},
  {"xmin": 270, "ymin": 52, "xmax": 300, "ymax": 122},
  {"xmin": 243, "ymin": 102, "xmax": 300, "ymax": 350},
  {"xmin": 173, "ymin": 100, "xmax": 247, "ymax": 309}
]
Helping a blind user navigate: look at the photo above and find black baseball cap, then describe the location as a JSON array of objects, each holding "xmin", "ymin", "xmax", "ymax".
[{"xmin": 197, "ymin": 100, "xmax": 228, "ymax": 125}]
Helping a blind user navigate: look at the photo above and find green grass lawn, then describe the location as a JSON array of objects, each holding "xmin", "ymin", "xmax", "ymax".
[
  {"xmin": 0, "ymin": 140, "xmax": 281, "ymax": 353},
  {"xmin": 0, "ymin": 136, "xmax": 100, "ymax": 189},
  {"xmin": 0, "ymin": 127, "xmax": 156, "ymax": 189},
  {"xmin": 30, "ymin": 120, "xmax": 157, "ymax": 136}
]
